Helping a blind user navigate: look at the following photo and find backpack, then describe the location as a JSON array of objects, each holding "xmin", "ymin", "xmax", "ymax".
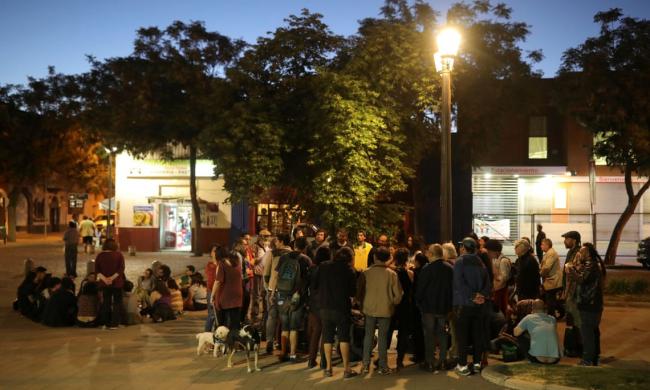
[{"xmin": 276, "ymin": 254, "xmax": 301, "ymax": 293}]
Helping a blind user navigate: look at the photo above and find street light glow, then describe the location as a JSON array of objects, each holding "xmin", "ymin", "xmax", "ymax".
[{"xmin": 436, "ymin": 27, "xmax": 461, "ymax": 57}]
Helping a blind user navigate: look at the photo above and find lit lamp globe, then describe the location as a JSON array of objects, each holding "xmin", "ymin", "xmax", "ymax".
[{"xmin": 435, "ymin": 27, "xmax": 461, "ymax": 72}]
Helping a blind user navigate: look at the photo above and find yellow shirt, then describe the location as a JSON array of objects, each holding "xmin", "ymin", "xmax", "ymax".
[{"xmin": 354, "ymin": 242, "xmax": 373, "ymax": 271}]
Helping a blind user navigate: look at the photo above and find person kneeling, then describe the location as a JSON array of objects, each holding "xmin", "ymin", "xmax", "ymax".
[{"xmin": 514, "ymin": 299, "xmax": 561, "ymax": 364}]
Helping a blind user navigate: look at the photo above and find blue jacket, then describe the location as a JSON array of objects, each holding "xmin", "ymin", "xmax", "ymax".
[{"xmin": 453, "ymin": 253, "xmax": 491, "ymax": 307}]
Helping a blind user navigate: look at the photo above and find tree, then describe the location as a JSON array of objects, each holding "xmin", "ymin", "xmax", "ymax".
[
  {"xmin": 81, "ymin": 21, "xmax": 244, "ymax": 255},
  {"xmin": 558, "ymin": 9, "xmax": 650, "ymax": 264},
  {"xmin": 0, "ymin": 69, "xmax": 106, "ymax": 240}
]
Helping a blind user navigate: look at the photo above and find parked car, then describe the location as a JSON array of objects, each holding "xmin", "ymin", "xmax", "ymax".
[
  {"xmin": 638, "ymin": 237, "xmax": 650, "ymax": 269},
  {"xmin": 94, "ymin": 214, "xmax": 115, "ymax": 230}
]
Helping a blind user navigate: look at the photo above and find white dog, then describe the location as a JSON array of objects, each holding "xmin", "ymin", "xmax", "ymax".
[{"xmin": 196, "ymin": 326, "xmax": 229, "ymax": 357}]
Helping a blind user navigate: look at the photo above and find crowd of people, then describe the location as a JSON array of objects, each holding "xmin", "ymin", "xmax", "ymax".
[
  {"xmin": 15, "ymin": 238, "xmax": 210, "ymax": 329},
  {"xmin": 14, "ymin": 225, "xmax": 606, "ymax": 379}
]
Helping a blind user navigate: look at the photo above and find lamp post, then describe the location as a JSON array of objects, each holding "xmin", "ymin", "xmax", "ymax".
[
  {"xmin": 435, "ymin": 27, "xmax": 461, "ymax": 243},
  {"xmin": 104, "ymin": 146, "xmax": 118, "ymax": 239}
]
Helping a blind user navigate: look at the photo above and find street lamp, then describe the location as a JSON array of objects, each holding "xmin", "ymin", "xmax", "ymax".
[
  {"xmin": 104, "ymin": 146, "xmax": 118, "ymax": 239},
  {"xmin": 435, "ymin": 27, "xmax": 460, "ymax": 243}
]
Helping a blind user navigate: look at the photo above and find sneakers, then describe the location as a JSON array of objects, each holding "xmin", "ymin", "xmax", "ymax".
[
  {"xmin": 455, "ymin": 364, "xmax": 471, "ymax": 376},
  {"xmin": 577, "ymin": 360, "xmax": 595, "ymax": 367},
  {"xmin": 307, "ymin": 359, "xmax": 317, "ymax": 369},
  {"xmin": 419, "ymin": 362, "xmax": 434, "ymax": 373},
  {"xmin": 343, "ymin": 370, "xmax": 358, "ymax": 379},
  {"xmin": 289, "ymin": 355, "xmax": 298, "ymax": 364},
  {"xmin": 323, "ymin": 368, "xmax": 333, "ymax": 378},
  {"xmin": 472, "ymin": 363, "xmax": 482, "ymax": 373}
]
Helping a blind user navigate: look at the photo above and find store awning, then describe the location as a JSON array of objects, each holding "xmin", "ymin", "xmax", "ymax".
[{"xmin": 98, "ymin": 197, "xmax": 116, "ymax": 210}]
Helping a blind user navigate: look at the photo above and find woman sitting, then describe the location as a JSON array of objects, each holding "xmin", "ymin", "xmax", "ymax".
[
  {"xmin": 135, "ymin": 268, "xmax": 155, "ymax": 309},
  {"xmin": 147, "ymin": 280, "xmax": 176, "ymax": 323},
  {"xmin": 16, "ymin": 266, "xmax": 48, "ymax": 321},
  {"xmin": 167, "ymin": 279, "xmax": 184, "ymax": 315},
  {"xmin": 77, "ymin": 273, "xmax": 100, "ymax": 327},
  {"xmin": 184, "ymin": 276, "xmax": 208, "ymax": 311},
  {"xmin": 42, "ymin": 277, "xmax": 77, "ymax": 327}
]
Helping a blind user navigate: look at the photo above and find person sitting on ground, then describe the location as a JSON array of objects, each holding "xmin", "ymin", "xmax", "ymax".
[
  {"xmin": 42, "ymin": 277, "xmax": 77, "ymax": 327},
  {"xmin": 42, "ymin": 276, "xmax": 62, "ymax": 301},
  {"xmin": 178, "ymin": 265, "xmax": 195, "ymax": 295},
  {"xmin": 514, "ymin": 299, "xmax": 561, "ymax": 364},
  {"xmin": 16, "ymin": 266, "xmax": 48, "ymax": 321},
  {"xmin": 135, "ymin": 268, "xmax": 155, "ymax": 309},
  {"xmin": 147, "ymin": 280, "xmax": 176, "ymax": 322},
  {"xmin": 185, "ymin": 276, "xmax": 208, "ymax": 311},
  {"xmin": 122, "ymin": 280, "xmax": 141, "ymax": 325},
  {"xmin": 77, "ymin": 273, "xmax": 100, "ymax": 327},
  {"xmin": 167, "ymin": 279, "xmax": 184, "ymax": 314}
]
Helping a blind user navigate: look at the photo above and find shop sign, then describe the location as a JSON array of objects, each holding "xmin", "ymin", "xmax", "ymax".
[
  {"xmin": 133, "ymin": 205, "xmax": 154, "ymax": 226},
  {"xmin": 474, "ymin": 166, "xmax": 567, "ymax": 176},
  {"xmin": 127, "ymin": 159, "xmax": 214, "ymax": 178},
  {"xmin": 473, "ymin": 218, "xmax": 511, "ymax": 240}
]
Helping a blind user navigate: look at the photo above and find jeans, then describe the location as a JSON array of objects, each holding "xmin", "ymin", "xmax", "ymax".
[
  {"xmin": 579, "ymin": 310, "xmax": 602, "ymax": 364},
  {"xmin": 266, "ymin": 292, "xmax": 279, "ymax": 347},
  {"xmin": 250, "ymin": 275, "xmax": 266, "ymax": 326},
  {"xmin": 204, "ymin": 290, "xmax": 216, "ymax": 331},
  {"xmin": 422, "ymin": 313, "xmax": 448, "ymax": 365},
  {"xmin": 388, "ymin": 306, "xmax": 412, "ymax": 360},
  {"xmin": 100, "ymin": 287, "xmax": 123, "ymax": 327},
  {"xmin": 456, "ymin": 305, "xmax": 485, "ymax": 366},
  {"xmin": 64, "ymin": 244, "xmax": 77, "ymax": 277},
  {"xmin": 363, "ymin": 316, "xmax": 391, "ymax": 369}
]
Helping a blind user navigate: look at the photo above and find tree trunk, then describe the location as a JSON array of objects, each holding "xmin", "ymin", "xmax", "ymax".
[
  {"xmin": 604, "ymin": 171, "xmax": 650, "ymax": 265},
  {"xmin": 7, "ymin": 188, "xmax": 18, "ymax": 242},
  {"xmin": 189, "ymin": 144, "xmax": 202, "ymax": 257}
]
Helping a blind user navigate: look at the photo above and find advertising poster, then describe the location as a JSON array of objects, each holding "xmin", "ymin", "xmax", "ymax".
[{"xmin": 133, "ymin": 205, "xmax": 154, "ymax": 226}]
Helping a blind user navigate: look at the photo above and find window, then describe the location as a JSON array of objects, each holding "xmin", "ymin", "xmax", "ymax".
[{"xmin": 528, "ymin": 116, "xmax": 548, "ymax": 159}]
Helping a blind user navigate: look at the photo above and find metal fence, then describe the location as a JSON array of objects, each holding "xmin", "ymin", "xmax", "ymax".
[{"xmin": 472, "ymin": 213, "xmax": 650, "ymax": 265}]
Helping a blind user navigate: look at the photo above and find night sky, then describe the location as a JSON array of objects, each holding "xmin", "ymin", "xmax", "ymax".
[{"xmin": 1, "ymin": 0, "xmax": 649, "ymax": 85}]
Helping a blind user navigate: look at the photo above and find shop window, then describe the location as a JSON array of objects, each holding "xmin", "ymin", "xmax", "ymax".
[
  {"xmin": 528, "ymin": 116, "xmax": 548, "ymax": 159},
  {"xmin": 554, "ymin": 187, "xmax": 567, "ymax": 209}
]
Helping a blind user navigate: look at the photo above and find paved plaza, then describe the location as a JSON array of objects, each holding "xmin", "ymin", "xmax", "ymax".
[{"xmin": 1, "ymin": 235, "xmax": 649, "ymax": 389}]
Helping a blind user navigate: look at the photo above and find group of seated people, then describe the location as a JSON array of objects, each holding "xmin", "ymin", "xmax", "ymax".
[{"xmin": 14, "ymin": 262, "xmax": 210, "ymax": 328}]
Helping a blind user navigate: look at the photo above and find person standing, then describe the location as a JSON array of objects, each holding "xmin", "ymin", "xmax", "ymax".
[
  {"xmin": 416, "ymin": 244, "xmax": 454, "ymax": 372},
  {"xmin": 562, "ymin": 230, "xmax": 582, "ymax": 330},
  {"xmin": 212, "ymin": 250, "xmax": 244, "ymax": 331},
  {"xmin": 269, "ymin": 236, "xmax": 311, "ymax": 362},
  {"xmin": 353, "ymin": 230, "xmax": 373, "ymax": 272},
  {"xmin": 328, "ymin": 228, "xmax": 352, "ymax": 258},
  {"xmin": 78, "ymin": 216, "xmax": 96, "ymax": 254},
  {"xmin": 389, "ymin": 248, "xmax": 414, "ymax": 369},
  {"xmin": 62, "ymin": 222, "xmax": 80, "ymax": 278},
  {"xmin": 308, "ymin": 229, "xmax": 329, "ymax": 260},
  {"xmin": 571, "ymin": 243, "xmax": 605, "ymax": 366},
  {"xmin": 95, "ymin": 239, "xmax": 125, "ymax": 329},
  {"xmin": 366, "ymin": 234, "xmax": 389, "ymax": 268},
  {"xmin": 251, "ymin": 230, "xmax": 271, "ymax": 327},
  {"xmin": 358, "ymin": 246, "xmax": 403, "ymax": 375},
  {"xmin": 453, "ymin": 238, "xmax": 491, "ymax": 376},
  {"xmin": 535, "ymin": 225, "xmax": 546, "ymax": 261},
  {"xmin": 514, "ymin": 239, "xmax": 541, "ymax": 300},
  {"xmin": 313, "ymin": 247, "xmax": 358, "ymax": 378},
  {"xmin": 306, "ymin": 246, "xmax": 331, "ymax": 369},
  {"xmin": 486, "ymin": 239, "xmax": 511, "ymax": 316},
  {"xmin": 264, "ymin": 234, "xmax": 291, "ymax": 355},
  {"xmin": 540, "ymin": 238, "xmax": 564, "ymax": 318}
]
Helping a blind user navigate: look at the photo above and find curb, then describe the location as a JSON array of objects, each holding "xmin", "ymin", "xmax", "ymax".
[
  {"xmin": 481, "ymin": 365, "xmax": 583, "ymax": 390},
  {"xmin": 604, "ymin": 299, "xmax": 650, "ymax": 308}
]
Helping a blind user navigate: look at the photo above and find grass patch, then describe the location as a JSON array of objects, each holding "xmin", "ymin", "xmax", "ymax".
[{"xmin": 494, "ymin": 363, "xmax": 650, "ymax": 390}]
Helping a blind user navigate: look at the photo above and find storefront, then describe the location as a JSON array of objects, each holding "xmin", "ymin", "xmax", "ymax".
[
  {"xmin": 472, "ymin": 165, "xmax": 650, "ymax": 257},
  {"xmin": 115, "ymin": 152, "xmax": 232, "ymax": 252}
]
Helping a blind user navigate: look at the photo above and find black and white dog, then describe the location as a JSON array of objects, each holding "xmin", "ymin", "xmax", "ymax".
[{"xmin": 225, "ymin": 325, "xmax": 262, "ymax": 373}]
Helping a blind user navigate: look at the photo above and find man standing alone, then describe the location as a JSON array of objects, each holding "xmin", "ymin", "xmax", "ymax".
[
  {"xmin": 535, "ymin": 224, "xmax": 546, "ymax": 260},
  {"xmin": 78, "ymin": 216, "xmax": 96, "ymax": 254}
]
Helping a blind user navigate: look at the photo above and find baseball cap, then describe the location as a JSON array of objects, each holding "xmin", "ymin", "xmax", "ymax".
[
  {"xmin": 561, "ymin": 231, "xmax": 581, "ymax": 241},
  {"xmin": 461, "ymin": 237, "xmax": 477, "ymax": 252}
]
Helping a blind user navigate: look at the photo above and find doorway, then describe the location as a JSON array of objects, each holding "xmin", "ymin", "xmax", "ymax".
[{"xmin": 159, "ymin": 203, "xmax": 192, "ymax": 251}]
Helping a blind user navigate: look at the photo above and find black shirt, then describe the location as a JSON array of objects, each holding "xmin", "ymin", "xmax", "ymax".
[{"xmin": 314, "ymin": 260, "xmax": 356, "ymax": 312}]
